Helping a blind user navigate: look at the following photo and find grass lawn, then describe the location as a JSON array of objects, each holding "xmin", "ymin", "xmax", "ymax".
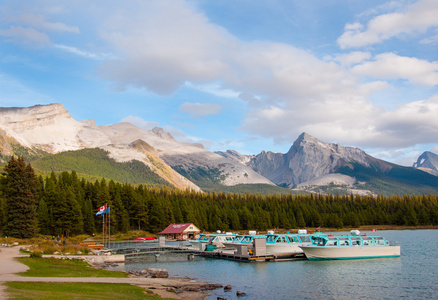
[
  {"xmin": 17, "ymin": 257, "xmax": 128, "ymax": 278},
  {"xmin": 6, "ymin": 257, "xmax": 175, "ymax": 299},
  {"xmin": 5, "ymin": 282, "xmax": 169, "ymax": 299}
]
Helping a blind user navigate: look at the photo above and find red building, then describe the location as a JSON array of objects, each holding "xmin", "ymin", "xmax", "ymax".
[{"xmin": 157, "ymin": 223, "xmax": 201, "ymax": 240}]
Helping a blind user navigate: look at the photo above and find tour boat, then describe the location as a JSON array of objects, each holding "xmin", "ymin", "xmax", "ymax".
[
  {"xmin": 190, "ymin": 233, "xmax": 236, "ymax": 250},
  {"xmin": 265, "ymin": 232, "xmax": 314, "ymax": 255},
  {"xmin": 222, "ymin": 233, "xmax": 266, "ymax": 250},
  {"xmin": 299, "ymin": 230, "xmax": 400, "ymax": 260}
]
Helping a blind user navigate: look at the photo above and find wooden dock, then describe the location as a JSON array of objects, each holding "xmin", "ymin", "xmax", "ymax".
[{"xmin": 199, "ymin": 249, "xmax": 306, "ymax": 262}]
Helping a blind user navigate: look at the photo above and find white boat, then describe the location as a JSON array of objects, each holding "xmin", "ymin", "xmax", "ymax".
[
  {"xmin": 299, "ymin": 230, "xmax": 400, "ymax": 260},
  {"xmin": 189, "ymin": 233, "xmax": 236, "ymax": 250},
  {"xmin": 265, "ymin": 232, "xmax": 313, "ymax": 255},
  {"xmin": 222, "ymin": 234, "xmax": 266, "ymax": 250}
]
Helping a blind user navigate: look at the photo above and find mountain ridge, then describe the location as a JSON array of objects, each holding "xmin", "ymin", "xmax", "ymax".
[{"xmin": 1, "ymin": 103, "xmax": 438, "ymax": 195}]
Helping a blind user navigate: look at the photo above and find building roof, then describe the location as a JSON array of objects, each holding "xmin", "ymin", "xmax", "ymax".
[{"xmin": 158, "ymin": 223, "xmax": 200, "ymax": 234}]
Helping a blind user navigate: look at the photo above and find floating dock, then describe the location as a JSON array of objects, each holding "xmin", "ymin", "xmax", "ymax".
[
  {"xmin": 115, "ymin": 246, "xmax": 306, "ymax": 262},
  {"xmin": 106, "ymin": 237, "xmax": 307, "ymax": 263}
]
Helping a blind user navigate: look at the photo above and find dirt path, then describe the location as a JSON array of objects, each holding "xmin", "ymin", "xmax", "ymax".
[{"xmin": 0, "ymin": 246, "xmax": 221, "ymax": 299}]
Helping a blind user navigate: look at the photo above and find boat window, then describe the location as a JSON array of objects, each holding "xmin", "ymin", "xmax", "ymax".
[
  {"xmin": 242, "ymin": 236, "xmax": 252, "ymax": 243},
  {"xmin": 233, "ymin": 236, "xmax": 243, "ymax": 243},
  {"xmin": 288, "ymin": 236, "xmax": 298, "ymax": 243},
  {"xmin": 350, "ymin": 238, "xmax": 361, "ymax": 246},
  {"xmin": 267, "ymin": 236, "xmax": 277, "ymax": 243},
  {"xmin": 277, "ymin": 236, "xmax": 287, "ymax": 243},
  {"xmin": 299, "ymin": 235, "xmax": 311, "ymax": 243},
  {"xmin": 326, "ymin": 237, "xmax": 337, "ymax": 246},
  {"xmin": 339, "ymin": 238, "xmax": 349, "ymax": 246},
  {"xmin": 317, "ymin": 238, "xmax": 326, "ymax": 246},
  {"xmin": 362, "ymin": 237, "xmax": 373, "ymax": 246},
  {"xmin": 374, "ymin": 237, "xmax": 385, "ymax": 245}
]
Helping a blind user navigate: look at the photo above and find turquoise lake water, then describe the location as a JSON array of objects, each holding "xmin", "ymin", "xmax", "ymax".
[{"xmin": 112, "ymin": 230, "xmax": 438, "ymax": 299}]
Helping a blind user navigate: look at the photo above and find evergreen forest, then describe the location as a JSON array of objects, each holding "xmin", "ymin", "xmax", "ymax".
[{"xmin": 1, "ymin": 156, "xmax": 438, "ymax": 238}]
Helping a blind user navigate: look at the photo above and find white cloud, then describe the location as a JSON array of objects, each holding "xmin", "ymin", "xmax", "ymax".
[
  {"xmin": 53, "ymin": 44, "xmax": 114, "ymax": 60},
  {"xmin": 331, "ymin": 51, "xmax": 371, "ymax": 67},
  {"xmin": 179, "ymin": 102, "xmax": 222, "ymax": 118},
  {"xmin": 338, "ymin": 0, "xmax": 438, "ymax": 49},
  {"xmin": 351, "ymin": 53, "xmax": 438, "ymax": 86},
  {"xmin": 14, "ymin": 13, "xmax": 79, "ymax": 33},
  {"xmin": 0, "ymin": 26, "xmax": 50, "ymax": 47}
]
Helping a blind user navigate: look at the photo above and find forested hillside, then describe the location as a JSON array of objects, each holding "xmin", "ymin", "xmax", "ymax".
[
  {"xmin": 31, "ymin": 148, "xmax": 172, "ymax": 187},
  {"xmin": 1, "ymin": 157, "xmax": 437, "ymax": 238}
]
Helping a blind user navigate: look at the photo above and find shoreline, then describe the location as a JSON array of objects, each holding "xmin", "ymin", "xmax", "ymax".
[{"xmin": 0, "ymin": 246, "xmax": 222, "ymax": 300}]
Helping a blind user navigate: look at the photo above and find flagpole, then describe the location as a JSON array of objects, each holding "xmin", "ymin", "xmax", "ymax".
[
  {"xmin": 102, "ymin": 212, "xmax": 105, "ymax": 248},
  {"xmin": 108, "ymin": 206, "xmax": 111, "ymax": 249}
]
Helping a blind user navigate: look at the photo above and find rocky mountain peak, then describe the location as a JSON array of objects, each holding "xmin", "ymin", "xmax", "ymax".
[
  {"xmin": 249, "ymin": 132, "xmax": 370, "ymax": 187},
  {"xmin": 152, "ymin": 127, "xmax": 175, "ymax": 141},
  {"xmin": 0, "ymin": 103, "xmax": 71, "ymax": 132},
  {"xmin": 413, "ymin": 151, "xmax": 438, "ymax": 176}
]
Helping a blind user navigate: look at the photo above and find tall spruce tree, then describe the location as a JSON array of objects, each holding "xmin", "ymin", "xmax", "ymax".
[{"xmin": 1, "ymin": 156, "xmax": 38, "ymax": 238}]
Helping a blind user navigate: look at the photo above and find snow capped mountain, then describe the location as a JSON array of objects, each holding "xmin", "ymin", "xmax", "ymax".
[
  {"xmin": 2, "ymin": 104, "xmax": 437, "ymax": 195},
  {"xmin": 0, "ymin": 104, "xmax": 273, "ymax": 190}
]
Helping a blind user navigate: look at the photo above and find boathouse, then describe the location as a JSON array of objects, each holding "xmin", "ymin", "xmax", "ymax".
[{"xmin": 157, "ymin": 223, "xmax": 201, "ymax": 240}]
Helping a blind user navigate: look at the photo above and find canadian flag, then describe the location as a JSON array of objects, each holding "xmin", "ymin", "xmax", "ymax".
[{"xmin": 96, "ymin": 204, "xmax": 107, "ymax": 216}]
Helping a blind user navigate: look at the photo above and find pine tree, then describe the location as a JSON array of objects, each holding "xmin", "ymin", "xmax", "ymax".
[{"xmin": 1, "ymin": 156, "xmax": 38, "ymax": 238}]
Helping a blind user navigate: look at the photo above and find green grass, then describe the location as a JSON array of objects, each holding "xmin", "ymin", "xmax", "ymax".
[
  {"xmin": 17, "ymin": 257, "xmax": 128, "ymax": 278},
  {"xmin": 5, "ymin": 282, "xmax": 167, "ymax": 299}
]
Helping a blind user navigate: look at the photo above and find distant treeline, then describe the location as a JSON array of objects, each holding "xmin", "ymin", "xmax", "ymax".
[{"xmin": 1, "ymin": 157, "xmax": 438, "ymax": 238}]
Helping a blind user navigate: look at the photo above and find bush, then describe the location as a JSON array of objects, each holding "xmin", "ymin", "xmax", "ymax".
[{"xmin": 29, "ymin": 251, "xmax": 42, "ymax": 258}]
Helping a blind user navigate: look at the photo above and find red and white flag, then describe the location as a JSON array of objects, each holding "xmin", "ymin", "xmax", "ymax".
[{"xmin": 96, "ymin": 204, "xmax": 107, "ymax": 216}]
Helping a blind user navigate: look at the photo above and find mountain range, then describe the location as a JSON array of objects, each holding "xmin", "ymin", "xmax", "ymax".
[{"xmin": 1, "ymin": 103, "xmax": 437, "ymax": 196}]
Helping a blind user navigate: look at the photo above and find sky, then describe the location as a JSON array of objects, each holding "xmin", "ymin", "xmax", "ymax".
[{"xmin": 1, "ymin": 0, "xmax": 438, "ymax": 166}]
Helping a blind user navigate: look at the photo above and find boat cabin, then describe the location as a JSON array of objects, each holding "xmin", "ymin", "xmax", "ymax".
[{"xmin": 313, "ymin": 235, "xmax": 390, "ymax": 247}]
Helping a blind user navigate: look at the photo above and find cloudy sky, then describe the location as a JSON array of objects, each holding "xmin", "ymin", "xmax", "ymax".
[{"xmin": 1, "ymin": 0, "xmax": 438, "ymax": 165}]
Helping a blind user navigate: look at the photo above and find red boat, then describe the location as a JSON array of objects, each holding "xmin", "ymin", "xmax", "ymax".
[{"xmin": 132, "ymin": 237, "xmax": 155, "ymax": 241}]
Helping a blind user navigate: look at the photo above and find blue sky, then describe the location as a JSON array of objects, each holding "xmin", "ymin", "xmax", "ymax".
[{"xmin": 1, "ymin": 0, "xmax": 438, "ymax": 166}]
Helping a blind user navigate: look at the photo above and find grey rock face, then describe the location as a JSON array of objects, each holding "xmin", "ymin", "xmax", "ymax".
[
  {"xmin": 413, "ymin": 151, "xmax": 438, "ymax": 176},
  {"xmin": 248, "ymin": 132, "xmax": 369, "ymax": 187}
]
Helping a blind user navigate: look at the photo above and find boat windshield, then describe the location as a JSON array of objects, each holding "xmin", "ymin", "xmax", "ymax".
[
  {"xmin": 299, "ymin": 235, "xmax": 311, "ymax": 243},
  {"xmin": 232, "ymin": 236, "xmax": 244, "ymax": 243},
  {"xmin": 276, "ymin": 236, "xmax": 288, "ymax": 243},
  {"xmin": 374, "ymin": 237, "xmax": 385, "ymax": 245},
  {"xmin": 317, "ymin": 237, "xmax": 328, "ymax": 246},
  {"xmin": 288, "ymin": 236, "xmax": 298, "ymax": 243},
  {"xmin": 241, "ymin": 236, "xmax": 253, "ymax": 243},
  {"xmin": 266, "ymin": 235, "xmax": 277, "ymax": 243}
]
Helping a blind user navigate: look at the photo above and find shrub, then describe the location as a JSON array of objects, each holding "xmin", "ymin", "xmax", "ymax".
[{"xmin": 29, "ymin": 251, "xmax": 42, "ymax": 258}]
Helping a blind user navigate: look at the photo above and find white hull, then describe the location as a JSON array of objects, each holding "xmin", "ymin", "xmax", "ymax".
[
  {"xmin": 222, "ymin": 242, "xmax": 253, "ymax": 250},
  {"xmin": 300, "ymin": 245, "xmax": 401, "ymax": 260},
  {"xmin": 266, "ymin": 243, "xmax": 304, "ymax": 255}
]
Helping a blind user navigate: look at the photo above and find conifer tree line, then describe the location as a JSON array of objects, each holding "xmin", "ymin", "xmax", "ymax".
[{"xmin": 1, "ymin": 156, "xmax": 438, "ymax": 238}]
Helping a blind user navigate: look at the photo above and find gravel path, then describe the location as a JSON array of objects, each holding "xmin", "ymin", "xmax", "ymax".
[{"xmin": 0, "ymin": 246, "xmax": 220, "ymax": 299}]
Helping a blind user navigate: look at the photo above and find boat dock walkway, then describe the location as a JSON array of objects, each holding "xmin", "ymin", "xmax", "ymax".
[{"xmin": 108, "ymin": 245, "xmax": 305, "ymax": 262}]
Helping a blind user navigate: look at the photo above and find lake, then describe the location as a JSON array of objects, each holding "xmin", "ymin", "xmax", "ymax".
[{"xmin": 110, "ymin": 230, "xmax": 438, "ymax": 299}]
